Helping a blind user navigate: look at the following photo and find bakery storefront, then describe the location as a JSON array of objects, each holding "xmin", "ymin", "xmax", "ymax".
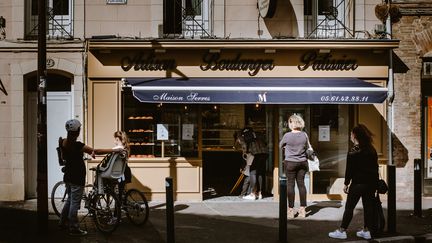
[{"xmin": 87, "ymin": 40, "xmax": 398, "ymax": 201}]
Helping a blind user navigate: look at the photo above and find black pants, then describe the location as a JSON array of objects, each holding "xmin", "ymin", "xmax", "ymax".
[
  {"xmin": 341, "ymin": 183, "xmax": 375, "ymax": 230},
  {"xmin": 251, "ymin": 153, "xmax": 268, "ymax": 194},
  {"xmin": 284, "ymin": 161, "xmax": 308, "ymax": 208}
]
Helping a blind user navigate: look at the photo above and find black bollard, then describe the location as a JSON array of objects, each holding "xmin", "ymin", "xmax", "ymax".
[
  {"xmin": 279, "ymin": 176, "xmax": 287, "ymax": 243},
  {"xmin": 166, "ymin": 177, "xmax": 175, "ymax": 243},
  {"xmin": 387, "ymin": 165, "xmax": 396, "ymax": 233},
  {"xmin": 413, "ymin": 159, "xmax": 422, "ymax": 217}
]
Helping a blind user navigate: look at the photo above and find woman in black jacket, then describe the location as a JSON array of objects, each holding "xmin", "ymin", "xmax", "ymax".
[{"xmin": 329, "ymin": 124, "xmax": 379, "ymax": 240}]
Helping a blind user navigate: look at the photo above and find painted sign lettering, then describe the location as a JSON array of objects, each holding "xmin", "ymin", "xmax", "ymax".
[
  {"xmin": 152, "ymin": 92, "xmax": 211, "ymax": 102},
  {"xmin": 298, "ymin": 51, "xmax": 358, "ymax": 71},
  {"xmin": 200, "ymin": 53, "xmax": 275, "ymax": 76},
  {"xmin": 121, "ymin": 52, "xmax": 177, "ymax": 72}
]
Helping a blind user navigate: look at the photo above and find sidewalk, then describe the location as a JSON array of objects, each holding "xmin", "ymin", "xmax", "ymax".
[{"xmin": 0, "ymin": 197, "xmax": 431, "ymax": 243}]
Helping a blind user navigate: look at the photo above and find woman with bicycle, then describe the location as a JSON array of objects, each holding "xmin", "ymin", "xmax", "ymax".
[{"xmin": 58, "ymin": 119, "xmax": 125, "ymax": 236}]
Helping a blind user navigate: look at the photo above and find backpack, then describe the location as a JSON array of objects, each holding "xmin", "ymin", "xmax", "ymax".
[{"xmin": 56, "ymin": 137, "xmax": 66, "ymax": 166}]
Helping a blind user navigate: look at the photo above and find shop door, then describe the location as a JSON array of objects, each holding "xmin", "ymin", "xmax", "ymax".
[
  {"xmin": 25, "ymin": 91, "xmax": 38, "ymax": 199},
  {"xmin": 279, "ymin": 105, "xmax": 350, "ymax": 196},
  {"xmin": 47, "ymin": 92, "xmax": 72, "ymax": 197}
]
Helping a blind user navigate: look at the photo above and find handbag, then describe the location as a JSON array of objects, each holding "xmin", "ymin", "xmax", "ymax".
[
  {"xmin": 304, "ymin": 133, "xmax": 320, "ymax": 172},
  {"xmin": 377, "ymin": 179, "xmax": 388, "ymax": 194}
]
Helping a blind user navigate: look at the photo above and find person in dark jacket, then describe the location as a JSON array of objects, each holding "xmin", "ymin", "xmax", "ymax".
[
  {"xmin": 329, "ymin": 124, "xmax": 379, "ymax": 240},
  {"xmin": 58, "ymin": 119, "xmax": 124, "ymax": 236}
]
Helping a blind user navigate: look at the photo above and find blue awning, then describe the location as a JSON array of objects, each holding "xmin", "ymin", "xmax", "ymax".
[{"xmin": 126, "ymin": 77, "xmax": 388, "ymax": 104}]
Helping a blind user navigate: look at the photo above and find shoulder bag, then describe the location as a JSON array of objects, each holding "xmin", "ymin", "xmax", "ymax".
[{"xmin": 304, "ymin": 132, "xmax": 320, "ymax": 172}]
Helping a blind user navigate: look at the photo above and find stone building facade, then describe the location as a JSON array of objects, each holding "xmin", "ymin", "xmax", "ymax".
[
  {"xmin": 392, "ymin": 1, "xmax": 432, "ymax": 197},
  {"xmin": 1, "ymin": 0, "xmax": 420, "ymax": 201}
]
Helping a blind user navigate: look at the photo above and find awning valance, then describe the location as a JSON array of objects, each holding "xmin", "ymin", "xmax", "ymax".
[{"xmin": 126, "ymin": 77, "xmax": 387, "ymax": 104}]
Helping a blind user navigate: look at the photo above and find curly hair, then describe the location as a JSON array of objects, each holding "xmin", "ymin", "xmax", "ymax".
[
  {"xmin": 352, "ymin": 124, "xmax": 374, "ymax": 149},
  {"xmin": 114, "ymin": 131, "xmax": 130, "ymax": 154}
]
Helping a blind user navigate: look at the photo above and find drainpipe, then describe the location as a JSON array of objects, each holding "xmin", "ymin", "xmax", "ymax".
[{"xmin": 386, "ymin": 0, "xmax": 396, "ymax": 233}]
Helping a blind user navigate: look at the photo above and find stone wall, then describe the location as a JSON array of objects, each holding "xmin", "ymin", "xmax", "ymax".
[{"xmin": 392, "ymin": 15, "xmax": 432, "ymax": 199}]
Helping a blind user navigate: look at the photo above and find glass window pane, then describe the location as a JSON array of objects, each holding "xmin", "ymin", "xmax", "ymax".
[
  {"xmin": 53, "ymin": 0, "xmax": 69, "ymax": 15},
  {"xmin": 123, "ymin": 93, "xmax": 199, "ymax": 158},
  {"xmin": 31, "ymin": 0, "xmax": 38, "ymax": 15},
  {"xmin": 186, "ymin": 0, "xmax": 202, "ymax": 16}
]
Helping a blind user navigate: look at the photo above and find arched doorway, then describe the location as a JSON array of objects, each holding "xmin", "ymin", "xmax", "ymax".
[{"xmin": 24, "ymin": 71, "xmax": 73, "ymax": 199}]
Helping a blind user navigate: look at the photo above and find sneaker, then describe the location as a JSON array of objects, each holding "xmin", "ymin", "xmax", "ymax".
[
  {"xmin": 257, "ymin": 193, "xmax": 263, "ymax": 200},
  {"xmin": 298, "ymin": 207, "xmax": 306, "ymax": 218},
  {"xmin": 328, "ymin": 229, "xmax": 347, "ymax": 239},
  {"xmin": 242, "ymin": 194, "xmax": 256, "ymax": 200},
  {"xmin": 287, "ymin": 208, "xmax": 295, "ymax": 219},
  {"xmin": 356, "ymin": 229, "xmax": 371, "ymax": 240},
  {"xmin": 69, "ymin": 228, "xmax": 87, "ymax": 236}
]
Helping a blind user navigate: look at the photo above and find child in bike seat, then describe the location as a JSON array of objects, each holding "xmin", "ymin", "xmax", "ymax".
[{"xmin": 113, "ymin": 131, "xmax": 132, "ymax": 202}]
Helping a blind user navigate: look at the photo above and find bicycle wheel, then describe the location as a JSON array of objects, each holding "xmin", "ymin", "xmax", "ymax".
[
  {"xmin": 51, "ymin": 181, "xmax": 67, "ymax": 217},
  {"xmin": 124, "ymin": 189, "xmax": 149, "ymax": 225},
  {"xmin": 91, "ymin": 190, "xmax": 121, "ymax": 233}
]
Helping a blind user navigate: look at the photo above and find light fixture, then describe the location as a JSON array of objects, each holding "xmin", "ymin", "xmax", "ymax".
[
  {"xmin": 319, "ymin": 49, "xmax": 331, "ymax": 54},
  {"xmin": 264, "ymin": 49, "xmax": 276, "ymax": 54},
  {"xmin": 0, "ymin": 16, "xmax": 5, "ymax": 28}
]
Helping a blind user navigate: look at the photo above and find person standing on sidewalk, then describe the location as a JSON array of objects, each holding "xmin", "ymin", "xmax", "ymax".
[
  {"xmin": 247, "ymin": 130, "xmax": 268, "ymax": 200},
  {"xmin": 58, "ymin": 119, "xmax": 125, "ymax": 236},
  {"xmin": 328, "ymin": 124, "xmax": 379, "ymax": 240},
  {"xmin": 279, "ymin": 114, "xmax": 309, "ymax": 218}
]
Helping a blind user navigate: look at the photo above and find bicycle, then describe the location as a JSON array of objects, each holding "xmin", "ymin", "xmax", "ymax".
[
  {"xmin": 51, "ymin": 158, "xmax": 122, "ymax": 234},
  {"xmin": 109, "ymin": 181, "xmax": 150, "ymax": 226},
  {"xmin": 51, "ymin": 176, "xmax": 149, "ymax": 229}
]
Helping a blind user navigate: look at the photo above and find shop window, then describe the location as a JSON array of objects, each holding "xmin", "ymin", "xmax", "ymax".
[
  {"xmin": 310, "ymin": 104, "xmax": 349, "ymax": 194},
  {"xmin": 25, "ymin": 0, "xmax": 74, "ymax": 40},
  {"xmin": 123, "ymin": 92, "xmax": 199, "ymax": 158},
  {"xmin": 201, "ymin": 105, "xmax": 244, "ymax": 150},
  {"xmin": 163, "ymin": 0, "xmax": 212, "ymax": 38}
]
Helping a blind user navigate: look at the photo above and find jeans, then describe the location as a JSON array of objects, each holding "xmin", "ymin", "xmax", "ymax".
[
  {"xmin": 60, "ymin": 183, "xmax": 84, "ymax": 229},
  {"xmin": 284, "ymin": 161, "xmax": 308, "ymax": 208},
  {"xmin": 341, "ymin": 183, "xmax": 375, "ymax": 230},
  {"xmin": 241, "ymin": 170, "xmax": 256, "ymax": 196}
]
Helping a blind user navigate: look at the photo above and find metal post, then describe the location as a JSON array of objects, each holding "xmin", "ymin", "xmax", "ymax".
[
  {"xmin": 413, "ymin": 158, "xmax": 422, "ymax": 217},
  {"xmin": 279, "ymin": 176, "xmax": 287, "ymax": 243},
  {"xmin": 37, "ymin": 0, "xmax": 48, "ymax": 232},
  {"xmin": 386, "ymin": 5, "xmax": 396, "ymax": 232},
  {"xmin": 387, "ymin": 165, "xmax": 396, "ymax": 233},
  {"xmin": 166, "ymin": 177, "xmax": 175, "ymax": 243}
]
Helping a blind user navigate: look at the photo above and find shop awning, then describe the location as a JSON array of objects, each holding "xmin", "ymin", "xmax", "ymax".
[{"xmin": 126, "ymin": 77, "xmax": 388, "ymax": 104}]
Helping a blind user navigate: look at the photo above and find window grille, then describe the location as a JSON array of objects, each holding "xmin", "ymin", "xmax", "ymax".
[
  {"xmin": 25, "ymin": 0, "xmax": 74, "ymax": 40},
  {"xmin": 163, "ymin": 0, "xmax": 212, "ymax": 38},
  {"xmin": 304, "ymin": 0, "xmax": 353, "ymax": 39}
]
